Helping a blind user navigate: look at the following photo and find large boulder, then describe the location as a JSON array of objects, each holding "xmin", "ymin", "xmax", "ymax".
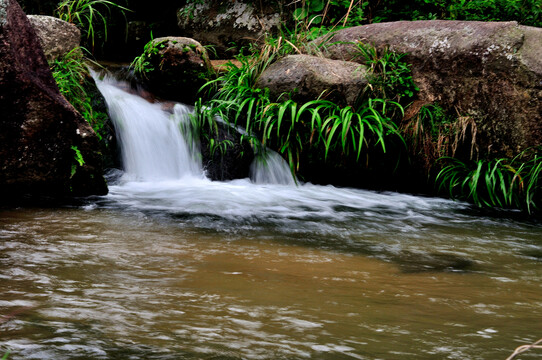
[
  {"xmin": 177, "ymin": 1, "xmax": 282, "ymax": 56},
  {"xmin": 256, "ymin": 54, "xmax": 368, "ymax": 106},
  {"xmin": 138, "ymin": 36, "xmax": 215, "ymax": 103},
  {"xmin": 27, "ymin": 15, "xmax": 119, "ymax": 170},
  {"xmin": 0, "ymin": 0, "xmax": 107, "ymax": 199},
  {"xmin": 27, "ymin": 15, "xmax": 80, "ymax": 62},
  {"xmin": 321, "ymin": 20, "xmax": 542, "ymax": 159}
]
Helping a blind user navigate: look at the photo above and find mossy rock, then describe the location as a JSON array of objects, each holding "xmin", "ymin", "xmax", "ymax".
[{"xmin": 137, "ymin": 37, "xmax": 215, "ymax": 103}]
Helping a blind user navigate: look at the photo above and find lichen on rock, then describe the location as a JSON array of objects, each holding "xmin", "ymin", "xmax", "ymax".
[
  {"xmin": 27, "ymin": 15, "xmax": 81, "ymax": 63},
  {"xmin": 321, "ymin": 20, "xmax": 542, "ymax": 159},
  {"xmin": 177, "ymin": 1, "xmax": 282, "ymax": 56}
]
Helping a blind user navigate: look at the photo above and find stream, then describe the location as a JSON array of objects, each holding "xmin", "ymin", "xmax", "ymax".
[{"xmin": 0, "ymin": 74, "xmax": 541, "ymax": 360}]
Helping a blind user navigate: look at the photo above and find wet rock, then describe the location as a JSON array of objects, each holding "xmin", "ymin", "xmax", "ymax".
[
  {"xmin": 256, "ymin": 54, "xmax": 368, "ymax": 106},
  {"xmin": 27, "ymin": 15, "xmax": 81, "ymax": 62},
  {"xmin": 177, "ymin": 1, "xmax": 282, "ymax": 56},
  {"xmin": 85, "ymin": 72, "xmax": 120, "ymax": 170},
  {"xmin": 0, "ymin": 0, "xmax": 107, "ymax": 199},
  {"xmin": 201, "ymin": 121, "xmax": 254, "ymax": 181},
  {"xmin": 320, "ymin": 20, "xmax": 542, "ymax": 159},
  {"xmin": 139, "ymin": 36, "xmax": 214, "ymax": 103}
]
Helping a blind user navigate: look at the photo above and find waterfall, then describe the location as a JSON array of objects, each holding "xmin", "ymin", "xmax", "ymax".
[
  {"xmin": 94, "ymin": 72, "xmax": 295, "ymax": 185},
  {"xmin": 95, "ymin": 75, "xmax": 203, "ymax": 181},
  {"xmin": 250, "ymin": 150, "xmax": 297, "ymax": 186}
]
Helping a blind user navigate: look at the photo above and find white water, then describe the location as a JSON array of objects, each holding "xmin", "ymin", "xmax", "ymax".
[
  {"xmin": 96, "ymin": 76, "xmax": 203, "ymax": 181},
  {"xmin": 250, "ymin": 150, "xmax": 297, "ymax": 186},
  {"xmin": 94, "ymin": 73, "xmax": 474, "ymax": 229},
  {"xmin": 95, "ymin": 74, "xmax": 295, "ymax": 185}
]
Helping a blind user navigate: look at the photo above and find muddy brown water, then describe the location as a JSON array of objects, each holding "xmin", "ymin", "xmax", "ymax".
[{"xmin": 1, "ymin": 184, "xmax": 541, "ymax": 359}]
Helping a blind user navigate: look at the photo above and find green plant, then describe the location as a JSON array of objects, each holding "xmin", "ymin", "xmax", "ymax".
[
  {"xmin": 369, "ymin": 0, "xmax": 541, "ymax": 26},
  {"xmin": 356, "ymin": 42, "xmax": 419, "ymax": 102},
  {"xmin": 130, "ymin": 37, "xmax": 168, "ymax": 78},
  {"xmin": 55, "ymin": 0, "xmax": 130, "ymax": 47},
  {"xmin": 290, "ymin": 0, "xmax": 369, "ymax": 28},
  {"xmin": 196, "ymin": 38, "xmax": 407, "ymax": 177},
  {"xmin": 70, "ymin": 145, "xmax": 85, "ymax": 177},
  {"xmin": 436, "ymin": 147, "xmax": 542, "ymax": 213},
  {"xmin": 51, "ymin": 48, "xmax": 108, "ymax": 141}
]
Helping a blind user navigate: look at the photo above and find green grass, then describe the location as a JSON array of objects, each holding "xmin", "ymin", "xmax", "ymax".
[
  {"xmin": 436, "ymin": 148, "xmax": 542, "ymax": 213},
  {"xmin": 55, "ymin": 0, "xmax": 130, "ymax": 47},
  {"xmin": 192, "ymin": 37, "xmax": 410, "ymax": 178}
]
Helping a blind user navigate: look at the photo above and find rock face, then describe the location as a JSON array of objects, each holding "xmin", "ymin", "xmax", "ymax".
[
  {"xmin": 27, "ymin": 15, "xmax": 80, "ymax": 62},
  {"xmin": 201, "ymin": 121, "xmax": 254, "ymax": 181},
  {"xmin": 321, "ymin": 20, "xmax": 542, "ymax": 158},
  {"xmin": 0, "ymin": 0, "xmax": 107, "ymax": 199},
  {"xmin": 140, "ymin": 36, "xmax": 214, "ymax": 103},
  {"xmin": 177, "ymin": 1, "xmax": 282, "ymax": 56},
  {"xmin": 256, "ymin": 54, "xmax": 368, "ymax": 106}
]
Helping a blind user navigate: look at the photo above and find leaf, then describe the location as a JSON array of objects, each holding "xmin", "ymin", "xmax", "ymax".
[
  {"xmin": 310, "ymin": 0, "xmax": 325, "ymax": 12},
  {"xmin": 293, "ymin": 7, "xmax": 308, "ymax": 20}
]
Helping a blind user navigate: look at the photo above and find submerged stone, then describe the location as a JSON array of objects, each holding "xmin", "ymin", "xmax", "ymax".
[{"xmin": 392, "ymin": 251, "xmax": 474, "ymax": 273}]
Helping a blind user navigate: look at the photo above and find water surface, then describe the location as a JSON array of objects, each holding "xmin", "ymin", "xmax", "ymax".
[
  {"xmin": 1, "ymin": 182, "xmax": 541, "ymax": 359},
  {"xmin": 1, "ymin": 72, "xmax": 541, "ymax": 359}
]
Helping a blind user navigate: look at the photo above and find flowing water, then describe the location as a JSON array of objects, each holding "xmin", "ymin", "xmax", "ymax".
[{"xmin": 1, "ymin": 76, "xmax": 541, "ymax": 360}]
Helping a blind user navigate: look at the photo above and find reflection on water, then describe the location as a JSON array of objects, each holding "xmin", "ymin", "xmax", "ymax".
[{"xmin": 1, "ymin": 180, "xmax": 542, "ymax": 359}]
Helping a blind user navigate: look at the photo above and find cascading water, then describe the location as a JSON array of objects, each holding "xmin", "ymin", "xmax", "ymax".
[
  {"xmin": 250, "ymin": 150, "xmax": 297, "ymax": 186},
  {"xmin": 95, "ymin": 75, "xmax": 203, "ymax": 181},
  {"xmin": 94, "ymin": 73, "xmax": 295, "ymax": 185}
]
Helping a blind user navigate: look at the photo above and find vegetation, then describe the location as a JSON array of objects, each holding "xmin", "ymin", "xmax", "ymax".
[
  {"xmin": 55, "ymin": 0, "xmax": 130, "ymax": 48},
  {"xmin": 287, "ymin": 0, "xmax": 542, "ymax": 28},
  {"xmin": 437, "ymin": 148, "xmax": 542, "ymax": 214},
  {"xmin": 51, "ymin": 48, "xmax": 109, "ymax": 141},
  {"xmin": 371, "ymin": 0, "xmax": 542, "ymax": 27},
  {"xmin": 192, "ymin": 32, "xmax": 413, "ymax": 178},
  {"xmin": 71, "ymin": 145, "xmax": 86, "ymax": 178},
  {"xmin": 130, "ymin": 37, "xmax": 168, "ymax": 78}
]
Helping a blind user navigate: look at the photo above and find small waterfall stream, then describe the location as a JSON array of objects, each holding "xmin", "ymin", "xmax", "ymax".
[
  {"xmin": 95, "ymin": 74, "xmax": 294, "ymax": 185},
  {"xmin": 96, "ymin": 76, "xmax": 202, "ymax": 181}
]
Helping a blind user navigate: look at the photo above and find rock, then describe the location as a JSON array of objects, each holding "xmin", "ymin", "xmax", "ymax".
[
  {"xmin": 139, "ymin": 36, "xmax": 214, "ymax": 103},
  {"xmin": 0, "ymin": 0, "xmax": 107, "ymax": 199},
  {"xmin": 27, "ymin": 14, "xmax": 81, "ymax": 63},
  {"xmin": 201, "ymin": 121, "xmax": 254, "ymax": 181},
  {"xmin": 177, "ymin": 1, "xmax": 282, "ymax": 56},
  {"xmin": 85, "ymin": 72, "xmax": 120, "ymax": 170},
  {"xmin": 27, "ymin": 15, "xmax": 119, "ymax": 168},
  {"xmin": 256, "ymin": 54, "xmax": 368, "ymax": 106},
  {"xmin": 320, "ymin": 20, "xmax": 542, "ymax": 159}
]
